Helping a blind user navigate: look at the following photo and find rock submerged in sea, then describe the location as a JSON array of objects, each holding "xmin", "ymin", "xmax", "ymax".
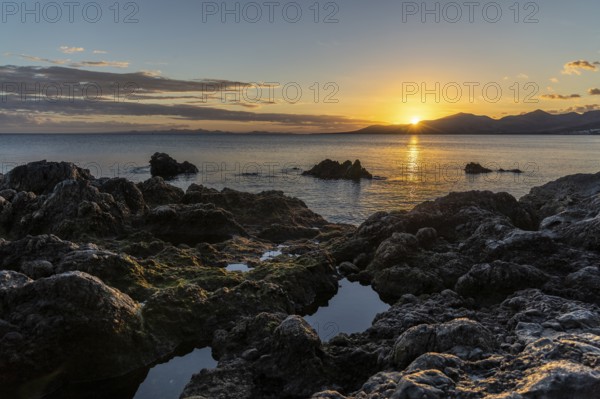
[
  {"xmin": 303, "ymin": 159, "xmax": 373, "ymax": 180},
  {"xmin": 465, "ymin": 162, "xmax": 493, "ymax": 174},
  {"xmin": 465, "ymin": 162, "xmax": 523, "ymax": 174},
  {"xmin": 149, "ymin": 152, "xmax": 199, "ymax": 178}
]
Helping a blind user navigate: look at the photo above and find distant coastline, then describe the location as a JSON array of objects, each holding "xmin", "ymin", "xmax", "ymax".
[{"xmin": 3, "ymin": 109, "xmax": 600, "ymax": 136}]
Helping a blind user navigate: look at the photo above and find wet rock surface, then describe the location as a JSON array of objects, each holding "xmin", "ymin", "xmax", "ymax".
[
  {"xmin": 2, "ymin": 160, "xmax": 600, "ymax": 398},
  {"xmin": 181, "ymin": 170, "xmax": 600, "ymax": 398},
  {"xmin": 0, "ymin": 159, "xmax": 342, "ymax": 396},
  {"xmin": 0, "ymin": 160, "xmax": 93, "ymax": 195},
  {"xmin": 182, "ymin": 184, "xmax": 329, "ymax": 241}
]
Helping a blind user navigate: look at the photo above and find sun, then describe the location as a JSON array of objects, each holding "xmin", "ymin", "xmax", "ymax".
[{"xmin": 411, "ymin": 117, "xmax": 421, "ymax": 125}]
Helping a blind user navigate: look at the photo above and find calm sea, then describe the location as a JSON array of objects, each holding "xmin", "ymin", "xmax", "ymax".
[{"xmin": 2, "ymin": 133, "xmax": 599, "ymax": 225}]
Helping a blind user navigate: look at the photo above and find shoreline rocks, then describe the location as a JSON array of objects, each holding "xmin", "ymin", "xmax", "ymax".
[
  {"xmin": 303, "ymin": 159, "xmax": 373, "ymax": 180},
  {"xmin": 2, "ymin": 158, "xmax": 600, "ymax": 398},
  {"xmin": 0, "ymin": 158, "xmax": 345, "ymax": 396}
]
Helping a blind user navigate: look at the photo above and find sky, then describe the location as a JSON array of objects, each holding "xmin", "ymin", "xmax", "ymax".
[{"xmin": 1, "ymin": 0, "xmax": 600, "ymax": 133}]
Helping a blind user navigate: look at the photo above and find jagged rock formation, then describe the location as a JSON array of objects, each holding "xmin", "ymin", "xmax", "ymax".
[{"xmin": 303, "ymin": 159, "xmax": 373, "ymax": 180}]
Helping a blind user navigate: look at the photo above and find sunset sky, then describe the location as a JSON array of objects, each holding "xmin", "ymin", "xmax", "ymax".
[{"xmin": 2, "ymin": 0, "xmax": 600, "ymax": 132}]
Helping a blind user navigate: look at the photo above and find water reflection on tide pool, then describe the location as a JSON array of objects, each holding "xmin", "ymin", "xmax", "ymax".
[
  {"xmin": 303, "ymin": 278, "xmax": 389, "ymax": 341},
  {"xmin": 133, "ymin": 348, "xmax": 217, "ymax": 399}
]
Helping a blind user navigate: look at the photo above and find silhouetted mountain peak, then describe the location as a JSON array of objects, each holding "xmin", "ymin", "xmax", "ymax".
[
  {"xmin": 526, "ymin": 109, "xmax": 551, "ymax": 117},
  {"xmin": 349, "ymin": 110, "xmax": 600, "ymax": 135}
]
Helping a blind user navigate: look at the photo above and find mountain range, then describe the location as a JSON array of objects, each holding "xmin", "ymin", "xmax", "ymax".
[{"xmin": 349, "ymin": 110, "xmax": 600, "ymax": 135}]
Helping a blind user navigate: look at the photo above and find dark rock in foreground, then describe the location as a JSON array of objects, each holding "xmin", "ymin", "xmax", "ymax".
[
  {"xmin": 0, "ymin": 158, "xmax": 347, "ymax": 396},
  {"xmin": 149, "ymin": 152, "xmax": 199, "ymax": 178},
  {"xmin": 0, "ymin": 160, "xmax": 327, "ymax": 244},
  {"xmin": 182, "ymin": 184, "xmax": 328, "ymax": 242},
  {"xmin": 1, "ymin": 179, "xmax": 126, "ymax": 239},
  {"xmin": 0, "ymin": 160, "xmax": 93, "ymax": 195},
  {"xmin": 0, "ymin": 270, "xmax": 161, "ymax": 387},
  {"xmin": 3, "ymin": 158, "xmax": 600, "ymax": 399},
  {"xmin": 137, "ymin": 176, "xmax": 184, "ymax": 206},
  {"xmin": 303, "ymin": 159, "xmax": 373, "ymax": 180},
  {"xmin": 144, "ymin": 203, "xmax": 247, "ymax": 244}
]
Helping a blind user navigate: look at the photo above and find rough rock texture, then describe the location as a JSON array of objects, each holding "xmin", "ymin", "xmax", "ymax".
[
  {"xmin": 182, "ymin": 184, "xmax": 328, "ymax": 241},
  {"xmin": 391, "ymin": 318, "xmax": 494, "ymax": 368},
  {"xmin": 0, "ymin": 159, "xmax": 327, "ymax": 246},
  {"xmin": 4, "ymin": 161, "xmax": 600, "ymax": 399},
  {"xmin": 149, "ymin": 152, "xmax": 199, "ymax": 178},
  {"xmin": 0, "ymin": 160, "xmax": 93, "ymax": 195},
  {"xmin": 0, "ymin": 271, "xmax": 160, "ymax": 387},
  {"xmin": 303, "ymin": 159, "xmax": 373, "ymax": 180},
  {"xmin": 182, "ymin": 314, "xmax": 336, "ymax": 399},
  {"xmin": 333, "ymin": 190, "xmax": 539, "ymax": 303},
  {"xmin": 455, "ymin": 260, "xmax": 549, "ymax": 304},
  {"xmin": 137, "ymin": 176, "xmax": 185, "ymax": 206},
  {"xmin": 182, "ymin": 170, "xmax": 600, "ymax": 399},
  {"xmin": 1, "ymin": 179, "xmax": 126, "ymax": 239},
  {"xmin": 0, "ymin": 159, "xmax": 347, "ymax": 397},
  {"xmin": 94, "ymin": 177, "xmax": 147, "ymax": 215},
  {"xmin": 144, "ymin": 203, "xmax": 247, "ymax": 244}
]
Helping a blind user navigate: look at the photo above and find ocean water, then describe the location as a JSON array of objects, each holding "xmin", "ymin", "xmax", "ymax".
[{"xmin": 2, "ymin": 133, "xmax": 600, "ymax": 225}]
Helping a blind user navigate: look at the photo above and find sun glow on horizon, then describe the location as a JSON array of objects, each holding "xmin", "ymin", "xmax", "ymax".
[{"xmin": 411, "ymin": 117, "xmax": 421, "ymax": 125}]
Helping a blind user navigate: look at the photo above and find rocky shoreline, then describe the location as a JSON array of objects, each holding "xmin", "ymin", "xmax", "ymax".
[{"xmin": 1, "ymin": 158, "xmax": 600, "ymax": 398}]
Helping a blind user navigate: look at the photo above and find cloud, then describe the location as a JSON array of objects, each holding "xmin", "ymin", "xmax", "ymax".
[
  {"xmin": 7, "ymin": 53, "xmax": 129, "ymax": 69},
  {"xmin": 0, "ymin": 65, "xmax": 248, "ymax": 93},
  {"xmin": 93, "ymin": 50, "xmax": 108, "ymax": 54},
  {"xmin": 139, "ymin": 69, "xmax": 162, "ymax": 77},
  {"xmin": 540, "ymin": 94, "xmax": 581, "ymax": 100},
  {"xmin": 70, "ymin": 60, "xmax": 130, "ymax": 68},
  {"xmin": 0, "ymin": 111, "xmax": 36, "ymax": 126},
  {"xmin": 548, "ymin": 104, "xmax": 600, "ymax": 114},
  {"xmin": 589, "ymin": 88, "xmax": 600, "ymax": 95},
  {"xmin": 562, "ymin": 60, "xmax": 600, "ymax": 75},
  {"xmin": 60, "ymin": 46, "xmax": 85, "ymax": 54},
  {"xmin": 0, "ymin": 110, "xmax": 179, "ymax": 133},
  {"xmin": 14, "ymin": 54, "xmax": 69, "ymax": 65},
  {"xmin": 516, "ymin": 73, "xmax": 529, "ymax": 79},
  {"xmin": 550, "ymin": 77, "xmax": 559, "ymax": 83},
  {"xmin": 0, "ymin": 97, "xmax": 371, "ymax": 126},
  {"xmin": 0, "ymin": 65, "xmax": 376, "ymax": 132}
]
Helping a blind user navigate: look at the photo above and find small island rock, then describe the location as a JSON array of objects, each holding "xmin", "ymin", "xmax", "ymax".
[
  {"xmin": 149, "ymin": 152, "xmax": 199, "ymax": 178},
  {"xmin": 303, "ymin": 159, "xmax": 373, "ymax": 180}
]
